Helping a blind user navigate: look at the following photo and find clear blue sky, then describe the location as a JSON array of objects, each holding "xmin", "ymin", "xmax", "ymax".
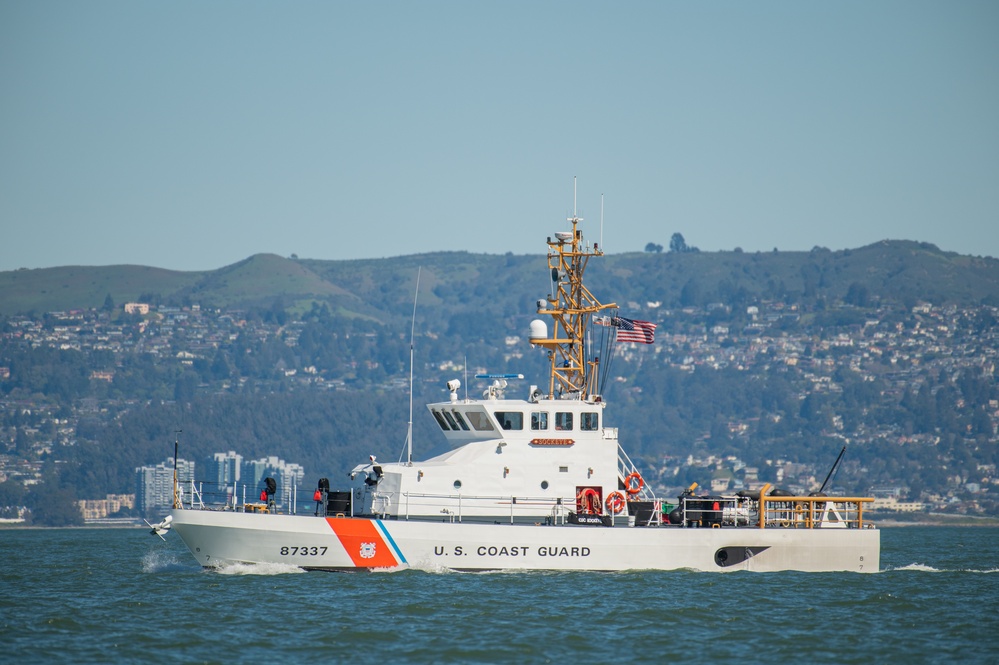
[{"xmin": 2, "ymin": 1, "xmax": 997, "ymax": 272}]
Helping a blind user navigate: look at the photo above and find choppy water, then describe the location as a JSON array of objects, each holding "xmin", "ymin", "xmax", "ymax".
[{"xmin": 0, "ymin": 526, "xmax": 996, "ymax": 664}]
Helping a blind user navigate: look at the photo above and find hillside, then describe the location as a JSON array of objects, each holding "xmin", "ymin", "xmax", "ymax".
[
  {"xmin": 597, "ymin": 241, "xmax": 999, "ymax": 312},
  {"xmin": 2, "ymin": 236, "xmax": 999, "ymax": 521},
  {"xmin": 2, "ymin": 240, "xmax": 999, "ymax": 319},
  {"xmin": 0, "ymin": 264, "xmax": 202, "ymax": 315}
]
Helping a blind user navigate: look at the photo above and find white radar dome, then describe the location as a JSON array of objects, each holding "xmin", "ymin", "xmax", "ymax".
[{"xmin": 529, "ymin": 319, "xmax": 548, "ymax": 341}]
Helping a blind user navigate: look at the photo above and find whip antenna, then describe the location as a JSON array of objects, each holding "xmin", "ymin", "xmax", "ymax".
[
  {"xmin": 404, "ymin": 267, "xmax": 421, "ymax": 465},
  {"xmin": 818, "ymin": 445, "xmax": 847, "ymax": 494},
  {"xmin": 600, "ymin": 193, "xmax": 604, "ymax": 250}
]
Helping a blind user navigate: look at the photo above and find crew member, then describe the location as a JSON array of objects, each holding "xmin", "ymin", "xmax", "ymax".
[{"xmin": 313, "ymin": 487, "xmax": 323, "ymax": 516}]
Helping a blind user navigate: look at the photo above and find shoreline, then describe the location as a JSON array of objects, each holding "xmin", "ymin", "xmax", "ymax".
[{"xmin": 868, "ymin": 513, "xmax": 999, "ymax": 527}]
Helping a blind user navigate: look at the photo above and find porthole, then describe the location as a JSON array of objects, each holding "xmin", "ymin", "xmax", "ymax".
[
  {"xmin": 541, "ymin": 480, "xmax": 549, "ymax": 490},
  {"xmin": 453, "ymin": 480, "xmax": 462, "ymax": 490}
]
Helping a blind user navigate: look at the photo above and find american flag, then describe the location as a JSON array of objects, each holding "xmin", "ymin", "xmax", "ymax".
[{"xmin": 613, "ymin": 316, "xmax": 657, "ymax": 344}]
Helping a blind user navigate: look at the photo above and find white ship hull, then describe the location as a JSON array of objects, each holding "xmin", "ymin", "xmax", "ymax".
[{"xmin": 170, "ymin": 509, "xmax": 880, "ymax": 573}]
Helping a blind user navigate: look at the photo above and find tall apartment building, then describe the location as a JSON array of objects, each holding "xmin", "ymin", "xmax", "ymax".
[
  {"xmin": 136, "ymin": 452, "xmax": 306, "ymax": 514},
  {"xmin": 243, "ymin": 455, "xmax": 305, "ymax": 508},
  {"xmin": 205, "ymin": 450, "xmax": 242, "ymax": 485},
  {"xmin": 198, "ymin": 450, "xmax": 244, "ymax": 507},
  {"xmin": 135, "ymin": 458, "xmax": 195, "ymax": 516}
]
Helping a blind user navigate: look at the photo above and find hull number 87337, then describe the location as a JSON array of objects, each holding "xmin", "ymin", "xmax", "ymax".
[{"xmin": 279, "ymin": 546, "xmax": 328, "ymax": 556}]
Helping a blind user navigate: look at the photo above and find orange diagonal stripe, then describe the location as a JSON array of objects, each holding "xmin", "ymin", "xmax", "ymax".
[{"xmin": 325, "ymin": 517, "xmax": 399, "ymax": 568}]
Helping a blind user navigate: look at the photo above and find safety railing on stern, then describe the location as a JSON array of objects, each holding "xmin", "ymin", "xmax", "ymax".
[{"xmin": 757, "ymin": 483, "xmax": 875, "ymax": 529}]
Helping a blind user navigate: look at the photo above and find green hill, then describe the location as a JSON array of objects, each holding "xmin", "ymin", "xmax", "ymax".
[
  {"xmin": 0, "ymin": 265, "xmax": 202, "ymax": 315},
  {"xmin": 597, "ymin": 241, "xmax": 999, "ymax": 311},
  {"xmin": 175, "ymin": 253, "xmax": 358, "ymax": 312},
  {"xmin": 2, "ymin": 240, "xmax": 998, "ymax": 318}
]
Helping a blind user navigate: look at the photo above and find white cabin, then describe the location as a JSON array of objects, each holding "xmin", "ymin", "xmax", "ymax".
[{"xmin": 347, "ymin": 382, "xmax": 644, "ymax": 522}]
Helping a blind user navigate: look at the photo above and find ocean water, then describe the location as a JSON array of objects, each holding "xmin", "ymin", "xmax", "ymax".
[{"xmin": 0, "ymin": 526, "xmax": 996, "ymax": 664}]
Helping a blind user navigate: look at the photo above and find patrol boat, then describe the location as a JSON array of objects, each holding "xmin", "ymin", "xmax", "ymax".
[{"xmin": 168, "ymin": 211, "xmax": 880, "ymax": 573}]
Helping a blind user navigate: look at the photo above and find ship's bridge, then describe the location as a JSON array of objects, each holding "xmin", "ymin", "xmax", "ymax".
[{"xmin": 426, "ymin": 397, "xmax": 614, "ymax": 447}]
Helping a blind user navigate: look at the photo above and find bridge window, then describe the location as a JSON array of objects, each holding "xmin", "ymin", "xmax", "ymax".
[
  {"xmin": 451, "ymin": 410, "xmax": 470, "ymax": 431},
  {"xmin": 442, "ymin": 410, "xmax": 460, "ymax": 430},
  {"xmin": 555, "ymin": 412, "xmax": 573, "ymax": 431},
  {"xmin": 581, "ymin": 412, "xmax": 599, "ymax": 431},
  {"xmin": 494, "ymin": 411, "xmax": 523, "ymax": 430},
  {"xmin": 531, "ymin": 412, "xmax": 548, "ymax": 430},
  {"xmin": 431, "ymin": 410, "xmax": 450, "ymax": 430},
  {"xmin": 464, "ymin": 410, "xmax": 495, "ymax": 431}
]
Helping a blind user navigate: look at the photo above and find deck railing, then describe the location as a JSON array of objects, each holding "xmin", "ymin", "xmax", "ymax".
[
  {"xmin": 399, "ymin": 492, "xmax": 578, "ymax": 524},
  {"xmin": 616, "ymin": 444, "xmax": 656, "ymax": 501},
  {"xmin": 756, "ymin": 483, "xmax": 875, "ymax": 529},
  {"xmin": 174, "ymin": 480, "xmax": 298, "ymax": 514}
]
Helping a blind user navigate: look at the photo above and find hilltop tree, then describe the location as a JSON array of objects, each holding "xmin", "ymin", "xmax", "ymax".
[
  {"xmin": 669, "ymin": 233, "xmax": 700, "ymax": 253},
  {"xmin": 670, "ymin": 233, "xmax": 688, "ymax": 253}
]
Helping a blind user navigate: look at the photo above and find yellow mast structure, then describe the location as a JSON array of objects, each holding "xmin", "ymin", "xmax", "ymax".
[{"xmin": 532, "ymin": 213, "xmax": 616, "ymax": 400}]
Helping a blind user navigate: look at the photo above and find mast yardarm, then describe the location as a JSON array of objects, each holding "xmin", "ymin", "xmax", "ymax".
[{"xmin": 533, "ymin": 214, "xmax": 616, "ymax": 400}]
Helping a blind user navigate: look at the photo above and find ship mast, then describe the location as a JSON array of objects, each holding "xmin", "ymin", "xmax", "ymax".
[{"xmin": 532, "ymin": 210, "xmax": 616, "ymax": 400}]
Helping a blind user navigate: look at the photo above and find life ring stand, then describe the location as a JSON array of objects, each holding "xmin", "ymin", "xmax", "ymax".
[
  {"xmin": 605, "ymin": 491, "xmax": 627, "ymax": 515},
  {"xmin": 625, "ymin": 472, "xmax": 644, "ymax": 495}
]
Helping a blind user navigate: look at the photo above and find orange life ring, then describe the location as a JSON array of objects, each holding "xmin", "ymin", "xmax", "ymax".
[
  {"xmin": 577, "ymin": 488, "xmax": 601, "ymax": 515},
  {"xmin": 605, "ymin": 491, "xmax": 626, "ymax": 514},
  {"xmin": 625, "ymin": 472, "xmax": 644, "ymax": 495}
]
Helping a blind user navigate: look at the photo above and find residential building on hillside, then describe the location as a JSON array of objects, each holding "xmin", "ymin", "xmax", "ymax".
[{"xmin": 78, "ymin": 493, "xmax": 135, "ymax": 520}]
